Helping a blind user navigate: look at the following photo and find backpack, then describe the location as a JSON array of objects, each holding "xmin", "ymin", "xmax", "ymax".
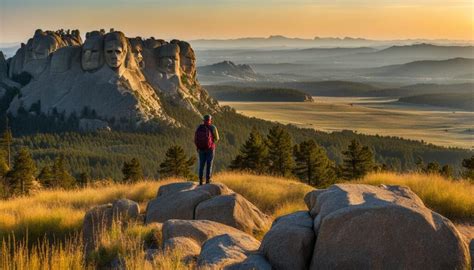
[{"xmin": 195, "ymin": 124, "xmax": 214, "ymax": 150}]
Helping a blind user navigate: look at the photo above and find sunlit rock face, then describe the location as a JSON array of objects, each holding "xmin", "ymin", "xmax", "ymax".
[
  {"xmin": 129, "ymin": 37, "xmax": 145, "ymax": 68},
  {"xmin": 7, "ymin": 29, "xmax": 82, "ymax": 79},
  {"xmin": 81, "ymin": 31, "xmax": 105, "ymax": 71},
  {"xmin": 156, "ymin": 43, "xmax": 181, "ymax": 76},
  {"xmin": 173, "ymin": 40, "xmax": 197, "ymax": 79},
  {"xmin": 50, "ymin": 46, "xmax": 81, "ymax": 74},
  {"xmin": 104, "ymin": 32, "xmax": 129, "ymax": 74},
  {"xmin": 2, "ymin": 29, "xmax": 220, "ymax": 128},
  {"xmin": 0, "ymin": 52, "xmax": 7, "ymax": 79}
]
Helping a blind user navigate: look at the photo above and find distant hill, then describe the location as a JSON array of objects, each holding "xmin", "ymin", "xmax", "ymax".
[
  {"xmin": 373, "ymin": 44, "xmax": 474, "ymax": 59},
  {"xmin": 222, "ymin": 80, "xmax": 382, "ymax": 96},
  {"xmin": 368, "ymin": 83, "xmax": 474, "ymax": 97},
  {"xmin": 190, "ymin": 36, "xmax": 473, "ymax": 49},
  {"xmin": 197, "ymin": 61, "xmax": 264, "ymax": 83},
  {"xmin": 369, "ymin": 58, "xmax": 474, "ymax": 79},
  {"xmin": 399, "ymin": 93, "xmax": 473, "ymax": 111},
  {"xmin": 205, "ymin": 85, "xmax": 313, "ymax": 102}
]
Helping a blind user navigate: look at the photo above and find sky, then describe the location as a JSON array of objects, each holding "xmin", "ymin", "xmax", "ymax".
[{"xmin": 0, "ymin": 0, "xmax": 473, "ymax": 43}]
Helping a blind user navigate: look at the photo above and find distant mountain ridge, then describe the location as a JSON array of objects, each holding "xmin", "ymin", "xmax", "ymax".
[
  {"xmin": 369, "ymin": 58, "xmax": 474, "ymax": 79},
  {"xmin": 197, "ymin": 61, "xmax": 264, "ymax": 83},
  {"xmin": 190, "ymin": 36, "xmax": 474, "ymax": 49}
]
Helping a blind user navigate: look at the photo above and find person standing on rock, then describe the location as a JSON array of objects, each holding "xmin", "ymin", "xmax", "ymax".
[{"xmin": 195, "ymin": 114, "xmax": 220, "ymax": 185}]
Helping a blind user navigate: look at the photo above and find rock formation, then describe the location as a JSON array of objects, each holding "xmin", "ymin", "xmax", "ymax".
[
  {"xmin": 145, "ymin": 182, "xmax": 270, "ymax": 234},
  {"xmin": 258, "ymin": 184, "xmax": 471, "ymax": 270},
  {"xmin": 83, "ymin": 199, "xmax": 140, "ymax": 254},
  {"xmin": 82, "ymin": 181, "xmax": 471, "ymax": 269},
  {"xmin": 1, "ymin": 29, "xmax": 220, "ymax": 130}
]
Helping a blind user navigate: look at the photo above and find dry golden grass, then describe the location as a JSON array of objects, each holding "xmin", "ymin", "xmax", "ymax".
[
  {"xmin": 0, "ymin": 172, "xmax": 313, "ymax": 269},
  {"xmin": 215, "ymin": 172, "xmax": 313, "ymax": 218},
  {"xmin": 358, "ymin": 172, "xmax": 474, "ymax": 222},
  {"xmin": 0, "ymin": 179, "xmax": 178, "ymax": 241},
  {"xmin": 1, "ymin": 171, "xmax": 472, "ymax": 269}
]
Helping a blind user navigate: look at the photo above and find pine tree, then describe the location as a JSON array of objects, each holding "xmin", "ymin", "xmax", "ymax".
[
  {"xmin": 5, "ymin": 148, "xmax": 36, "ymax": 196},
  {"xmin": 1, "ymin": 121, "xmax": 13, "ymax": 168},
  {"xmin": 229, "ymin": 128, "xmax": 268, "ymax": 174},
  {"xmin": 54, "ymin": 157, "xmax": 76, "ymax": 188},
  {"xmin": 38, "ymin": 165, "xmax": 54, "ymax": 187},
  {"xmin": 0, "ymin": 156, "xmax": 9, "ymax": 198},
  {"xmin": 341, "ymin": 140, "xmax": 375, "ymax": 180},
  {"xmin": 414, "ymin": 156, "xmax": 424, "ymax": 173},
  {"xmin": 122, "ymin": 158, "xmax": 144, "ymax": 182},
  {"xmin": 38, "ymin": 157, "xmax": 76, "ymax": 189},
  {"xmin": 77, "ymin": 172, "xmax": 92, "ymax": 187},
  {"xmin": 461, "ymin": 156, "xmax": 474, "ymax": 181},
  {"xmin": 424, "ymin": 161, "xmax": 441, "ymax": 174},
  {"xmin": 159, "ymin": 146, "xmax": 196, "ymax": 178},
  {"xmin": 440, "ymin": 164, "xmax": 453, "ymax": 179},
  {"xmin": 266, "ymin": 126, "xmax": 295, "ymax": 177},
  {"xmin": 294, "ymin": 140, "xmax": 335, "ymax": 187}
]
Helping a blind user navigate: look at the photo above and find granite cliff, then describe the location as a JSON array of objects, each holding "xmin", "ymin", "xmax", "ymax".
[{"xmin": 0, "ymin": 29, "xmax": 219, "ymax": 129}]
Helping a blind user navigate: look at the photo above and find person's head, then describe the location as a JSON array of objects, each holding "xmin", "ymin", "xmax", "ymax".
[{"xmin": 203, "ymin": 114, "xmax": 212, "ymax": 125}]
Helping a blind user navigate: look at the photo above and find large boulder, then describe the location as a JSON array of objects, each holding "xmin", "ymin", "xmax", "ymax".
[
  {"xmin": 198, "ymin": 233, "xmax": 260, "ymax": 269},
  {"xmin": 145, "ymin": 182, "xmax": 234, "ymax": 224},
  {"xmin": 195, "ymin": 193, "xmax": 270, "ymax": 234},
  {"xmin": 259, "ymin": 211, "xmax": 314, "ymax": 270},
  {"xmin": 82, "ymin": 199, "xmax": 140, "ymax": 254},
  {"xmin": 145, "ymin": 188, "xmax": 212, "ymax": 223},
  {"xmin": 82, "ymin": 204, "xmax": 113, "ymax": 253},
  {"xmin": 308, "ymin": 184, "xmax": 471, "ymax": 269}
]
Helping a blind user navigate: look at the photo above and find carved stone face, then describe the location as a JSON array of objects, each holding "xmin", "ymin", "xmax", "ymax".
[
  {"xmin": 30, "ymin": 34, "xmax": 61, "ymax": 60},
  {"xmin": 129, "ymin": 38, "xmax": 144, "ymax": 68},
  {"xmin": 81, "ymin": 33, "xmax": 104, "ymax": 71},
  {"xmin": 156, "ymin": 43, "xmax": 180, "ymax": 75},
  {"xmin": 105, "ymin": 39, "xmax": 125, "ymax": 69},
  {"xmin": 177, "ymin": 41, "xmax": 196, "ymax": 76}
]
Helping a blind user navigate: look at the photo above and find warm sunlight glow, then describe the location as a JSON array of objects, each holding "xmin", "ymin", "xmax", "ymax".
[{"xmin": 0, "ymin": 0, "xmax": 473, "ymax": 42}]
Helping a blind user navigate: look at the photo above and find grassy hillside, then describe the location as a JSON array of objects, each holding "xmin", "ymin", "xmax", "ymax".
[
  {"xmin": 370, "ymin": 58, "xmax": 474, "ymax": 79},
  {"xmin": 399, "ymin": 92, "xmax": 473, "ymax": 111},
  {"xmin": 0, "ymin": 172, "xmax": 472, "ymax": 268},
  {"xmin": 2, "ymin": 86, "xmax": 471, "ymax": 179},
  {"xmin": 205, "ymin": 85, "xmax": 313, "ymax": 102}
]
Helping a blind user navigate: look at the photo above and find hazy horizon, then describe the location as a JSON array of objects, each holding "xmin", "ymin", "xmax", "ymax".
[{"xmin": 1, "ymin": 0, "xmax": 473, "ymax": 43}]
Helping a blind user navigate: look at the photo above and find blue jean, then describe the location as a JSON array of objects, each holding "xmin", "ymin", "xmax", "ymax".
[{"xmin": 198, "ymin": 149, "xmax": 214, "ymax": 185}]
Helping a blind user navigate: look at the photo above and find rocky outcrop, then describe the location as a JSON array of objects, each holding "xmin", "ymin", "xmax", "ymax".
[
  {"xmin": 145, "ymin": 182, "xmax": 270, "ymax": 234},
  {"xmin": 308, "ymin": 184, "xmax": 470, "ymax": 269},
  {"xmin": 1, "ymin": 29, "xmax": 220, "ymax": 128},
  {"xmin": 259, "ymin": 184, "xmax": 471, "ymax": 270},
  {"xmin": 162, "ymin": 219, "xmax": 263, "ymax": 269},
  {"xmin": 81, "ymin": 181, "xmax": 470, "ymax": 269}
]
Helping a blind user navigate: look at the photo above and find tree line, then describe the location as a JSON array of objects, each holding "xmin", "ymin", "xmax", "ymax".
[
  {"xmin": 0, "ymin": 130, "xmax": 197, "ymax": 198},
  {"xmin": 228, "ymin": 126, "xmax": 474, "ymax": 187},
  {"xmin": 1, "ymin": 125, "xmax": 473, "ymax": 198}
]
